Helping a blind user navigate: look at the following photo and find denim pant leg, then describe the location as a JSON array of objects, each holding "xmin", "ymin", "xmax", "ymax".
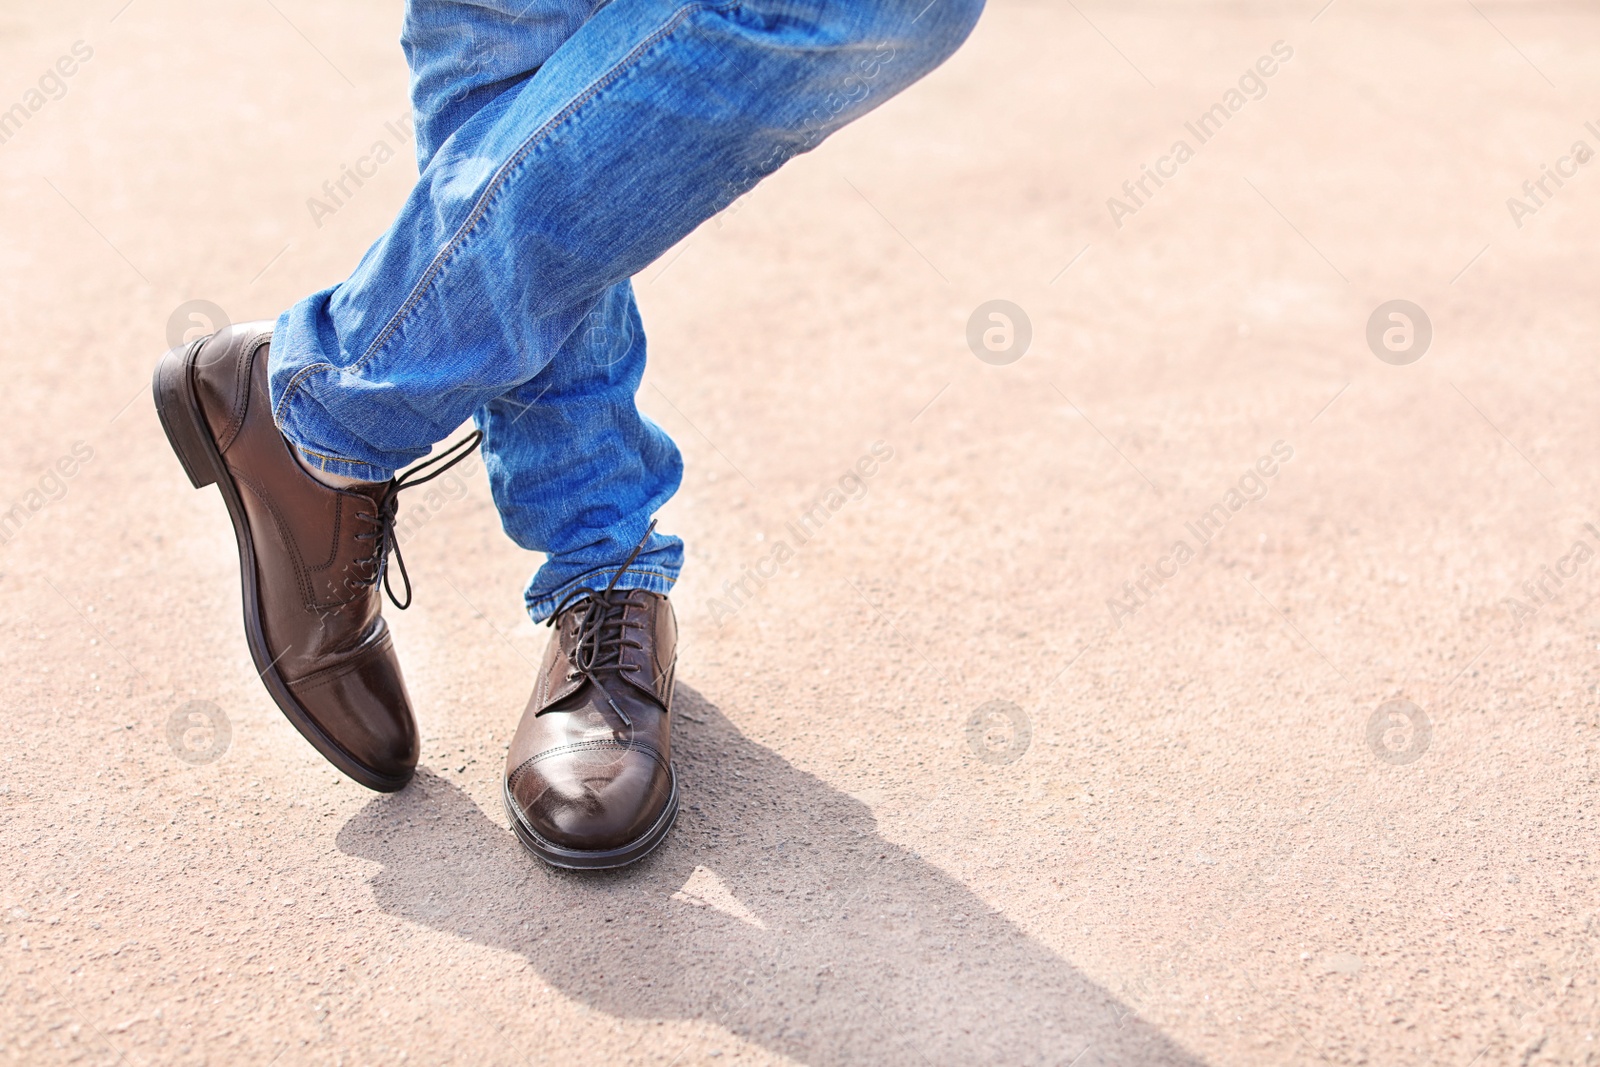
[
  {"xmin": 477, "ymin": 282, "xmax": 684, "ymax": 620},
  {"xmin": 270, "ymin": 0, "xmax": 985, "ymax": 604},
  {"xmin": 400, "ymin": 0, "xmax": 685, "ymax": 618},
  {"xmin": 400, "ymin": 0, "xmax": 604, "ymax": 171}
]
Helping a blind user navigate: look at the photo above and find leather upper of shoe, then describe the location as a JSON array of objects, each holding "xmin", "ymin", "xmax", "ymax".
[
  {"xmin": 190, "ymin": 322, "xmax": 417, "ymax": 777},
  {"xmin": 505, "ymin": 589, "xmax": 677, "ymax": 852}
]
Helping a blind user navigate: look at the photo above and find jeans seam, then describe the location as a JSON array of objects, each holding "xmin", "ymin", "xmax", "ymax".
[
  {"xmin": 343, "ymin": 0, "xmax": 740, "ymax": 386},
  {"xmin": 290, "ymin": 442, "xmax": 380, "ymax": 470},
  {"xmin": 273, "ymin": 362, "xmax": 335, "ymax": 425}
]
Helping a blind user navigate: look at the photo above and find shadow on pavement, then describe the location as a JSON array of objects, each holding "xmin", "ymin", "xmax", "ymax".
[{"xmin": 336, "ymin": 684, "xmax": 1207, "ymax": 1066}]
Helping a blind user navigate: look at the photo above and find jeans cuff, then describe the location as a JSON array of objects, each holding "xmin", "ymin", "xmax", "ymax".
[
  {"xmin": 525, "ymin": 567, "xmax": 678, "ymax": 624},
  {"xmin": 288, "ymin": 442, "xmax": 395, "ymax": 484}
]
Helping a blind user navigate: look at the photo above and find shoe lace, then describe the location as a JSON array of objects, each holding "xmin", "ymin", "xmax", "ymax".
[
  {"xmin": 351, "ymin": 430, "xmax": 484, "ymax": 609},
  {"xmin": 544, "ymin": 520, "xmax": 659, "ymax": 728}
]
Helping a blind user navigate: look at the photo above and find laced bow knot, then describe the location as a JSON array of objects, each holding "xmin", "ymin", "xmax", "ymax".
[{"xmin": 349, "ymin": 430, "xmax": 483, "ymax": 610}]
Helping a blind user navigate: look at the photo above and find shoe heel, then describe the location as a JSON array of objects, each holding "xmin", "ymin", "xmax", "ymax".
[{"xmin": 151, "ymin": 344, "xmax": 218, "ymax": 490}]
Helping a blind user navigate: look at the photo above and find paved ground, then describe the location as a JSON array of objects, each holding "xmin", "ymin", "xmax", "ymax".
[{"xmin": 5, "ymin": 0, "xmax": 1600, "ymax": 1064}]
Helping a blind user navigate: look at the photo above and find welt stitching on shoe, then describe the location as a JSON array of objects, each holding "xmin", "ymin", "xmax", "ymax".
[
  {"xmin": 231, "ymin": 469, "xmax": 345, "ymax": 611},
  {"xmin": 506, "ymin": 741, "xmax": 667, "ymax": 792},
  {"xmin": 529, "ymin": 739, "xmax": 667, "ymax": 768},
  {"xmin": 507, "ymin": 757, "xmax": 537, "ymax": 793},
  {"xmin": 506, "ymin": 742, "xmax": 668, "ymax": 796},
  {"xmin": 337, "ymin": 0, "xmax": 740, "ymax": 385}
]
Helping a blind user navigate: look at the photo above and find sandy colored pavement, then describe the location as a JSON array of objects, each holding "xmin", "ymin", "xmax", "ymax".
[{"xmin": 5, "ymin": 0, "xmax": 1600, "ymax": 1063}]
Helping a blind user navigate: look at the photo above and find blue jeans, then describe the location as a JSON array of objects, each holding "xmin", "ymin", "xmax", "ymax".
[{"xmin": 270, "ymin": 0, "xmax": 983, "ymax": 620}]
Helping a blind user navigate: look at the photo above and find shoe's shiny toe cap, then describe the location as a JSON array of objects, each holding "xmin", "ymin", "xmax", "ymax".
[
  {"xmin": 507, "ymin": 740, "xmax": 672, "ymax": 852},
  {"xmin": 285, "ymin": 640, "xmax": 418, "ymax": 790}
]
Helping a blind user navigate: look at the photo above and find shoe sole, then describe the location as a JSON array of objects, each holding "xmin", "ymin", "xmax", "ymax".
[
  {"xmin": 502, "ymin": 772, "xmax": 679, "ymax": 870},
  {"xmin": 152, "ymin": 338, "xmax": 411, "ymax": 793}
]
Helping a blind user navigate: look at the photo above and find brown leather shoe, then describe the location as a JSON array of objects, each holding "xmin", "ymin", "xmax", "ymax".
[
  {"xmin": 152, "ymin": 322, "xmax": 478, "ymax": 792},
  {"xmin": 503, "ymin": 576, "xmax": 679, "ymax": 869}
]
